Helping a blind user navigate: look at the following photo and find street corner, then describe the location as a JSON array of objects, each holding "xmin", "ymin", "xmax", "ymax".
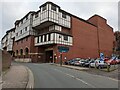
[{"xmin": 2, "ymin": 65, "xmax": 34, "ymax": 89}]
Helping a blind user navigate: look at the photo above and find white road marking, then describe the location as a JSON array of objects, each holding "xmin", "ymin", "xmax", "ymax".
[{"xmin": 53, "ymin": 68, "xmax": 95, "ymax": 88}]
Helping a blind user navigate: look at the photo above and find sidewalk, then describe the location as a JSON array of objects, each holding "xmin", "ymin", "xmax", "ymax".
[
  {"xmin": 2, "ymin": 65, "xmax": 34, "ymax": 89},
  {"xmin": 53, "ymin": 64, "xmax": 89, "ymax": 71}
]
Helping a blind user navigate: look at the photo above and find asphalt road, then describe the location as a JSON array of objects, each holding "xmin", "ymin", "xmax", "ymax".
[{"xmin": 15, "ymin": 63, "xmax": 118, "ymax": 88}]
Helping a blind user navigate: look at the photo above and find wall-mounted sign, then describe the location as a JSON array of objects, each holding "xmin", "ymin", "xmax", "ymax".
[{"xmin": 58, "ymin": 46, "xmax": 69, "ymax": 53}]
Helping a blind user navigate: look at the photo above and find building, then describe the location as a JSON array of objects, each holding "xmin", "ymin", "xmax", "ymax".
[
  {"xmin": 1, "ymin": 2, "xmax": 115, "ymax": 63},
  {"xmin": 114, "ymin": 31, "xmax": 120, "ymax": 56},
  {"xmin": 1, "ymin": 28, "xmax": 15, "ymax": 55}
]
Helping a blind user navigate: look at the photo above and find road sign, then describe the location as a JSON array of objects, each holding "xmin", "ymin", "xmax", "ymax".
[{"xmin": 58, "ymin": 46, "xmax": 69, "ymax": 53}]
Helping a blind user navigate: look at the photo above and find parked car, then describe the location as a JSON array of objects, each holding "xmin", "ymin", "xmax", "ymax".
[
  {"xmin": 69, "ymin": 58, "xmax": 81, "ymax": 65},
  {"xmin": 82, "ymin": 59, "xmax": 93, "ymax": 67},
  {"xmin": 105, "ymin": 59, "xmax": 117, "ymax": 65},
  {"xmin": 90, "ymin": 59, "xmax": 107, "ymax": 69}
]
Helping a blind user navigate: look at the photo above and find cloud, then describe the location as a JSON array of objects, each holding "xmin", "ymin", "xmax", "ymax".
[{"xmin": 0, "ymin": 0, "xmax": 119, "ymax": 41}]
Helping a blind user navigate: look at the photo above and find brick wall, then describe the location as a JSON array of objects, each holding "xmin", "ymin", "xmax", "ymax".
[{"xmin": 2, "ymin": 50, "xmax": 12, "ymax": 70}]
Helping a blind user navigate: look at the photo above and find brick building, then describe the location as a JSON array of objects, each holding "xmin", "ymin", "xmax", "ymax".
[
  {"xmin": 1, "ymin": 2, "xmax": 115, "ymax": 63},
  {"xmin": 114, "ymin": 31, "xmax": 120, "ymax": 56}
]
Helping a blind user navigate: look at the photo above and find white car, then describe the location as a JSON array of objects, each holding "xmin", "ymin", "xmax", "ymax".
[{"xmin": 90, "ymin": 59, "xmax": 107, "ymax": 69}]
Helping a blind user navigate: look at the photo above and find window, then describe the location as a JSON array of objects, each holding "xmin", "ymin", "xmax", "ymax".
[
  {"xmin": 16, "ymin": 50, "xmax": 18, "ymax": 55},
  {"xmin": 21, "ymin": 20, "xmax": 23, "ymax": 24},
  {"xmin": 62, "ymin": 12, "xmax": 66, "ymax": 18},
  {"xmin": 44, "ymin": 35, "xmax": 47, "ymax": 42},
  {"xmin": 48, "ymin": 34, "xmax": 51, "ymax": 41},
  {"xmin": 25, "ymin": 48, "xmax": 29, "ymax": 55},
  {"xmin": 41, "ymin": 35, "xmax": 43, "ymax": 42},
  {"xmin": 26, "ymin": 16, "xmax": 28, "ymax": 20},
  {"xmin": 16, "ymin": 33, "xmax": 18, "ymax": 36},
  {"xmin": 25, "ymin": 27, "xmax": 27, "ymax": 31},
  {"xmin": 35, "ymin": 13, "xmax": 39, "ymax": 18},
  {"xmin": 64, "ymin": 35, "xmax": 68, "ymax": 41},
  {"xmin": 20, "ymin": 49, "xmax": 23, "ymax": 56},
  {"xmin": 43, "ymin": 5, "xmax": 46, "ymax": 11},
  {"xmin": 20, "ymin": 30, "xmax": 22, "ymax": 34},
  {"xmin": 37, "ymin": 37, "xmax": 39, "ymax": 43},
  {"xmin": 51, "ymin": 5, "xmax": 56, "ymax": 11}
]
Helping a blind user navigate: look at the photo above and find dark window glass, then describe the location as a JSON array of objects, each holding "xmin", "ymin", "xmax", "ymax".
[
  {"xmin": 16, "ymin": 50, "xmax": 18, "ymax": 55},
  {"xmin": 37, "ymin": 37, "xmax": 39, "ymax": 43},
  {"xmin": 62, "ymin": 12, "xmax": 66, "ymax": 18},
  {"xmin": 16, "ymin": 33, "xmax": 18, "ymax": 36},
  {"xmin": 44, "ymin": 35, "xmax": 47, "ymax": 42},
  {"xmin": 41, "ymin": 36, "xmax": 43, "ymax": 42},
  {"xmin": 25, "ymin": 27, "xmax": 27, "ymax": 31},
  {"xmin": 48, "ymin": 34, "xmax": 51, "ymax": 41},
  {"xmin": 20, "ymin": 49, "xmax": 23, "ymax": 55},
  {"xmin": 35, "ymin": 13, "xmax": 39, "ymax": 18},
  {"xmin": 20, "ymin": 30, "xmax": 22, "ymax": 34},
  {"xmin": 26, "ymin": 16, "xmax": 28, "ymax": 20},
  {"xmin": 25, "ymin": 48, "xmax": 29, "ymax": 55},
  {"xmin": 64, "ymin": 35, "xmax": 68, "ymax": 41},
  {"xmin": 43, "ymin": 5, "xmax": 46, "ymax": 11},
  {"xmin": 21, "ymin": 20, "xmax": 23, "ymax": 24},
  {"xmin": 51, "ymin": 5, "xmax": 56, "ymax": 11}
]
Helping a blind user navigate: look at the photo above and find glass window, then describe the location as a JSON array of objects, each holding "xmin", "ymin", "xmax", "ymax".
[
  {"xmin": 25, "ymin": 27, "xmax": 27, "ymax": 31},
  {"xmin": 51, "ymin": 5, "xmax": 56, "ymax": 11},
  {"xmin": 20, "ymin": 49, "xmax": 23, "ymax": 55},
  {"xmin": 20, "ymin": 30, "xmax": 22, "ymax": 34},
  {"xmin": 37, "ymin": 37, "xmax": 39, "ymax": 43},
  {"xmin": 48, "ymin": 34, "xmax": 51, "ymax": 41},
  {"xmin": 26, "ymin": 16, "xmax": 28, "ymax": 20},
  {"xmin": 64, "ymin": 35, "xmax": 68, "ymax": 41},
  {"xmin": 44, "ymin": 35, "xmax": 47, "ymax": 42},
  {"xmin": 35, "ymin": 13, "xmax": 39, "ymax": 18},
  {"xmin": 43, "ymin": 5, "xmax": 46, "ymax": 11},
  {"xmin": 62, "ymin": 12, "xmax": 66, "ymax": 18},
  {"xmin": 16, "ymin": 33, "xmax": 18, "ymax": 36},
  {"xmin": 21, "ymin": 20, "xmax": 23, "ymax": 24},
  {"xmin": 41, "ymin": 35, "xmax": 43, "ymax": 42}
]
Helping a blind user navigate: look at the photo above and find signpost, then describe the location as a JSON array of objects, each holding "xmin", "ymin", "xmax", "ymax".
[{"xmin": 58, "ymin": 46, "xmax": 69, "ymax": 66}]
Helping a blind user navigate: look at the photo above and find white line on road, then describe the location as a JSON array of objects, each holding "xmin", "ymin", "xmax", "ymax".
[{"xmin": 53, "ymin": 68, "xmax": 95, "ymax": 88}]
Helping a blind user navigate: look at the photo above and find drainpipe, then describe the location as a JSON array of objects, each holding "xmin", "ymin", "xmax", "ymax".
[{"xmin": 97, "ymin": 26, "xmax": 100, "ymax": 57}]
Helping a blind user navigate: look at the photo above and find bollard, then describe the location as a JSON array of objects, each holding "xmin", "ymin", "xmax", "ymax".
[{"xmin": 107, "ymin": 64, "xmax": 110, "ymax": 72}]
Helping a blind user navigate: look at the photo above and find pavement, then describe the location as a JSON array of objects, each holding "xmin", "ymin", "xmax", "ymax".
[{"xmin": 1, "ymin": 65, "xmax": 34, "ymax": 89}]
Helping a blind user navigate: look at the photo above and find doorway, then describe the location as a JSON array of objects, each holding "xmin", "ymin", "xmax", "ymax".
[{"xmin": 45, "ymin": 50, "xmax": 53, "ymax": 63}]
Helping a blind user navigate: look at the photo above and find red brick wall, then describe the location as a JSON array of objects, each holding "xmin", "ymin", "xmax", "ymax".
[
  {"xmin": 13, "ymin": 36, "xmax": 38, "ymax": 62},
  {"xmin": 88, "ymin": 15, "xmax": 114, "ymax": 57},
  {"xmin": 54, "ymin": 15, "xmax": 114, "ymax": 63}
]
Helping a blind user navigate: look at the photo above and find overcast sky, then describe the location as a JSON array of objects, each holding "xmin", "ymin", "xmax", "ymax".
[{"xmin": 0, "ymin": 0, "xmax": 119, "ymax": 41}]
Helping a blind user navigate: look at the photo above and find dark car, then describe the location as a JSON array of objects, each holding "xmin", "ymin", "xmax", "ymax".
[
  {"xmin": 82, "ymin": 59, "xmax": 95, "ymax": 67},
  {"xmin": 69, "ymin": 58, "xmax": 81, "ymax": 65}
]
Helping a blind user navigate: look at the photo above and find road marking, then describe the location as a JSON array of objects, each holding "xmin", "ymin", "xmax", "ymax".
[{"xmin": 53, "ymin": 68, "xmax": 95, "ymax": 88}]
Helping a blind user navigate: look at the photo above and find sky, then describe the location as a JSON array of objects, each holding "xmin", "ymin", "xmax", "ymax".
[{"xmin": 0, "ymin": 0, "xmax": 119, "ymax": 41}]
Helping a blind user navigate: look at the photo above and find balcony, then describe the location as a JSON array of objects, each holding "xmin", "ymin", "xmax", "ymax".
[
  {"xmin": 35, "ymin": 32, "xmax": 73, "ymax": 46},
  {"xmin": 33, "ymin": 3, "xmax": 71, "ymax": 29}
]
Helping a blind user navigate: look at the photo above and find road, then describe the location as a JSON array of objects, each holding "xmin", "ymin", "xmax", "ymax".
[{"xmin": 14, "ymin": 63, "xmax": 118, "ymax": 88}]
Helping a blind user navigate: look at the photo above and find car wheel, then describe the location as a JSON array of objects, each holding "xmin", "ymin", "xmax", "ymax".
[{"xmin": 98, "ymin": 66, "xmax": 101, "ymax": 69}]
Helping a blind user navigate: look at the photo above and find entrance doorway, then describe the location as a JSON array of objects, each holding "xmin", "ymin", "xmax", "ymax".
[{"xmin": 45, "ymin": 50, "xmax": 53, "ymax": 63}]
